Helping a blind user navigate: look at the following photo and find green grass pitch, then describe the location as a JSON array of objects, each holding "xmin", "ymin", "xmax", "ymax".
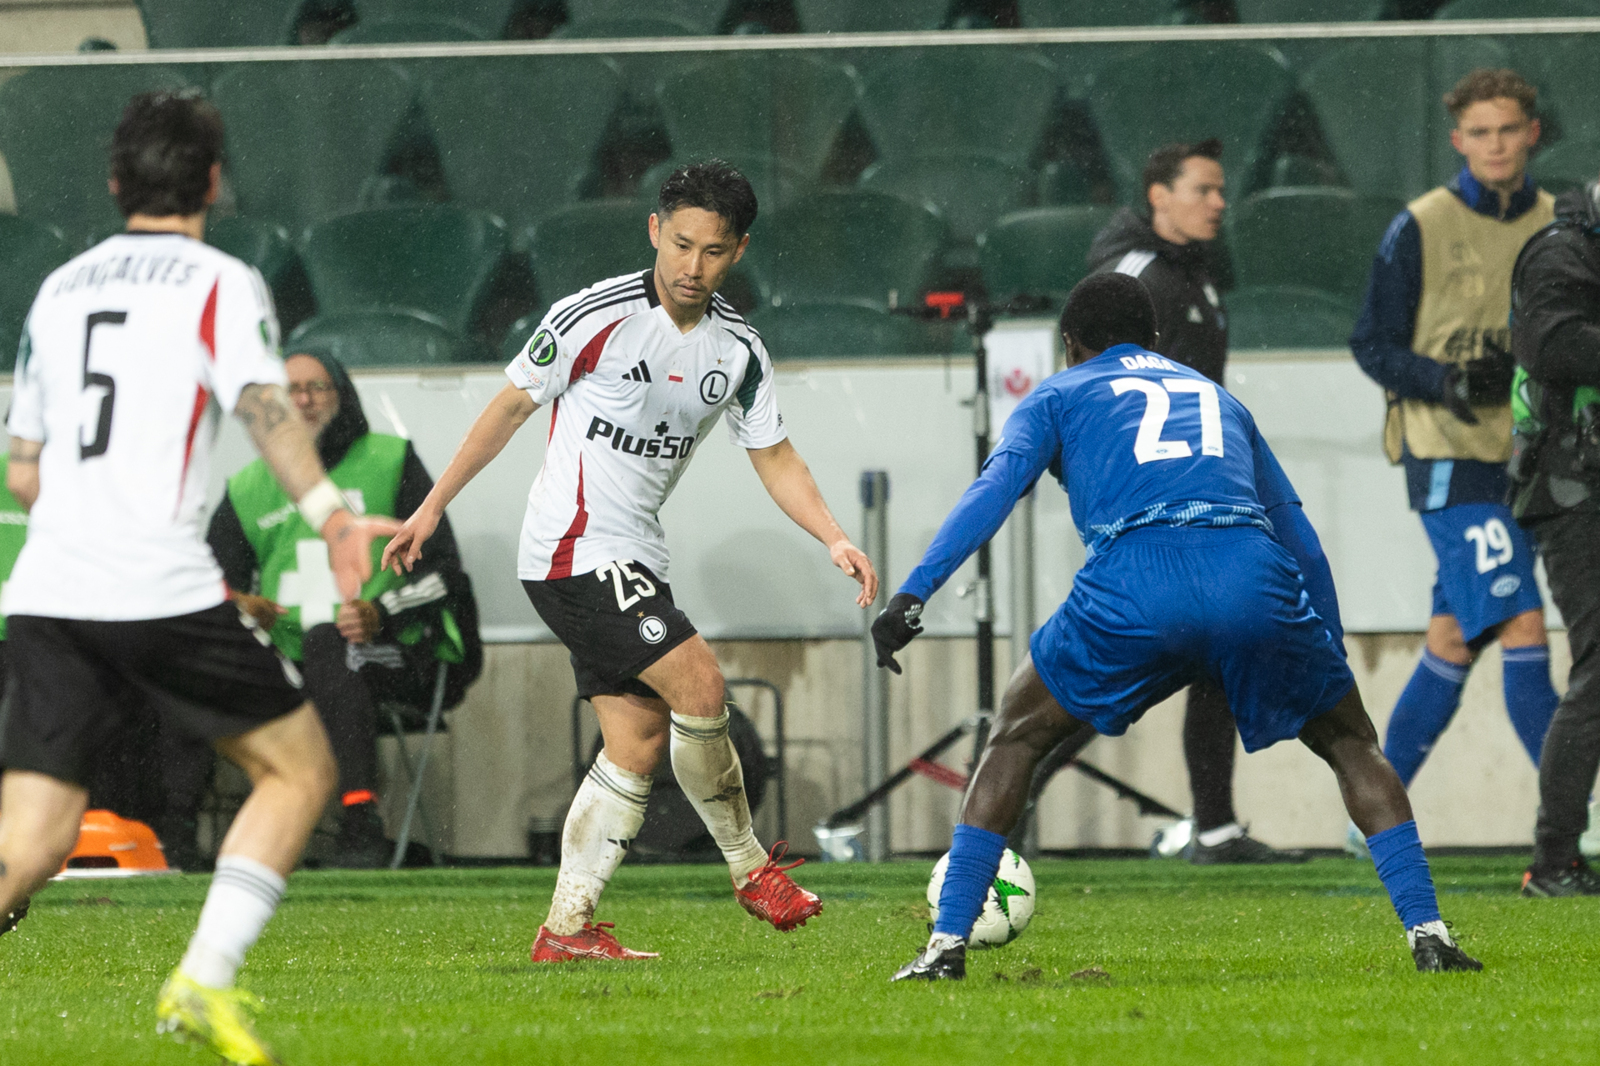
[{"xmin": 1, "ymin": 857, "xmax": 1594, "ymax": 1064}]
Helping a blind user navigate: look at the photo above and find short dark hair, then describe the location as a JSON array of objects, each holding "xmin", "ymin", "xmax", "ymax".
[
  {"xmin": 1444, "ymin": 67, "xmax": 1538, "ymax": 121},
  {"xmin": 1142, "ymin": 138, "xmax": 1224, "ymax": 202},
  {"xmin": 657, "ymin": 159, "xmax": 758, "ymax": 237},
  {"xmin": 1060, "ymin": 272, "xmax": 1158, "ymax": 353},
  {"xmin": 110, "ymin": 90, "xmax": 224, "ymax": 219}
]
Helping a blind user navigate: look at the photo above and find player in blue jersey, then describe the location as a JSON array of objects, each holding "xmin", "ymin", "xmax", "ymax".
[{"xmin": 874, "ymin": 274, "xmax": 1481, "ymax": 980}]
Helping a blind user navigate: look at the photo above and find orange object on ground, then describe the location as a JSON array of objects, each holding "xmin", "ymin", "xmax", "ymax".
[{"xmin": 56, "ymin": 809, "xmax": 171, "ymax": 878}]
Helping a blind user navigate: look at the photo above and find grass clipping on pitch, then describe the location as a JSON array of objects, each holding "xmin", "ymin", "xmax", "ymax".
[{"xmin": 0, "ymin": 857, "xmax": 1583, "ymax": 1065}]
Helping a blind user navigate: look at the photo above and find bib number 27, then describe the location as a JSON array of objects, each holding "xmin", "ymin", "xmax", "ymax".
[{"xmin": 1110, "ymin": 377, "xmax": 1224, "ymax": 464}]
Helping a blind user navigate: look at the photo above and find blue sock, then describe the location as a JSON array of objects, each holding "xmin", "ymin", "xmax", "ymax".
[
  {"xmin": 1383, "ymin": 651, "xmax": 1468, "ymax": 787},
  {"xmin": 933, "ymin": 824, "xmax": 1007, "ymax": 938},
  {"xmin": 1502, "ymin": 646, "xmax": 1559, "ymax": 767},
  {"xmin": 1366, "ymin": 820, "xmax": 1441, "ymax": 929}
]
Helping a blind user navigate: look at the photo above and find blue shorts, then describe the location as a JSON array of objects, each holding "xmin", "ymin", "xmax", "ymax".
[
  {"xmin": 1030, "ymin": 526, "xmax": 1354, "ymax": 753},
  {"xmin": 1419, "ymin": 502, "xmax": 1544, "ymax": 645}
]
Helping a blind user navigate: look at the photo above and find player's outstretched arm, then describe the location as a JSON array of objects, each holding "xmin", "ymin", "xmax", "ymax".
[
  {"xmin": 747, "ymin": 439, "xmax": 878, "ymax": 607},
  {"xmin": 5, "ymin": 438, "xmax": 41, "ymax": 510},
  {"xmin": 384, "ymin": 383, "xmax": 538, "ymax": 574},
  {"xmin": 235, "ymin": 383, "xmax": 400, "ymax": 600}
]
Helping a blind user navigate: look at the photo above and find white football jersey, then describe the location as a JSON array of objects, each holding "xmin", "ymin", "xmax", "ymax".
[
  {"xmin": 4, "ymin": 232, "xmax": 286, "ymax": 621},
  {"xmin": 506, "ymin": 270, "xmax": 785, "ymax": 582}
]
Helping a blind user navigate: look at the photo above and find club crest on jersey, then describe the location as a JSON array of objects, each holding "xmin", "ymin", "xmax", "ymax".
[
  {"xmin": 700, "ymin": 369, "xmax": 729, "ymax": 404},
  {"xmin": 639, "ymin": 616, "xmax": 667, "ymax": 643},
  {"xmin": 586, "ymin": 416, "xmax": 696, "ymax": 460},
  {"xmin": 529, "ymin": 329, "xmax": 558, "ymax": 367}
]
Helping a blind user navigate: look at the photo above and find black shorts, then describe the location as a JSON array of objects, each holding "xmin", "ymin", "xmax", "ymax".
[
  {"xmin": 0, "ymin": 603, "xmax": 305, "ymax": 787},
  {"xmin": 522, "ymin": 562, "xmax": 696, "ymax": 700}
]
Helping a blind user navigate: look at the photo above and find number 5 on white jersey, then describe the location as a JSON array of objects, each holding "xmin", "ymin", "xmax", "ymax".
[{"xmin": 1111, "ymin": 377, "xmax": 1225, "ymax": 465}]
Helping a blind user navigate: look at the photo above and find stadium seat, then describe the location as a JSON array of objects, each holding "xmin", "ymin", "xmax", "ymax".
[
  {"xmin": 286, "ymin": 309, "xmax": 493, "ymax": 367},
  {"xmin": 860, "ymin": 154, "xmax": 1037, "ymax": 247},
  {"xmin": 417, "ymin": 56, "xmax": 623, "ymax": 229},
  {"xmin": 977, "ymin": 205, "xmax": 1116, "ymax": 303},
  {"xmin": 1512, "ymin": 35, "xmax": 1600, "ymax": 148},
  {"xmin": 205, "ymin": 216, "xmax": 316, "ymax": 333},
  {"xmin": 1530, "ymin": 138, "xmax": 1600, "ymax": 195},
  {"xmin": 747, "ymin": 191, "xmax": 947, "ymax": 309},
  {"xmin": 747, "ymin": 300, "xmax": 953, "ymax": 358},
  {"xmin": 1017, "ymin": 0, "xmax": 1175, "ymax": 25},
  {"xmin": 1235, "ymin": 0, "xmax": 1378, "ymax": 19},
  {"xmin": 791, "ymin": 0, "xmax": 948, "ymax": 32},
  {"xmin": 1436, "ymin": 0, "xmax": 1596, "ymax": 16},
  {"xmin": 210, "ymin": 61, "xmax": 416, "ymax": 238},
  {"xmin": 135, "ymin": 0, "xmax": 303, "ymax": 48},
  {"xmin": 525, "ymin": 200, "xmax": 653, "ymax": 316},
  {"xmin": 501, "ymin": 311, "xmax": 540, "ymax": 361},
  {"xmin": 1088, "ymin": 42, "xmax": 1295, "ymax": 205},
  {"xmin": 0, "ymin": 65, "xmax": 190, "ymax": 242},
  {"xmin": 330, "ymin": 16, "xmax": 488, "ymax": 43},
  {"xmin": 1226, "ymin": 285, "xmax": 1357, "ymax": 350},
  {"xmin": 1302, "ymin": 39, "xmax": 1432, "ymax": 200},
  {"xmin": 856, "ymin": 49, "xmax": 1060, "ymax": 168},
  {"xmin": 657, "ymin": 53, "xmax": 862, "ymax": 182},
  {"xmin": 0, "ymin": 215, "xmax": 72, "ymax": 372},
  {"xmin": 1229, "ymin": 188, "xmax": 1403, "ymax": 302},
  {"xmin": 300, "ymin": 205, "xmax": 509, "ymax": 335}
]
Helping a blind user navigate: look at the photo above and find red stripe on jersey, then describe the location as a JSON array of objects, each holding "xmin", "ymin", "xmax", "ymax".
[
  {"xmin": 547, "ymin": 457, "xmax": 588, "ymax": 579},
  {"xmin": 570, "ymin": 318, "xmax": 625, "ymax": 385},
  {"xmin": 198, "ymin": 279, "xmax": 219, "ymax": 359},
  {"xmin": 548, "ymin": 397, "xmax": 559, "ymax": 442},
  {"xmin": 175, "ymin": 384, "xmax": 211, "ymax": 515}
]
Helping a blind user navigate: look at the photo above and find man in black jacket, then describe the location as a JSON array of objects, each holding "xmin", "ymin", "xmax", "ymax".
[
  {"xmin": 1509, "ymin": 179, "xmax": 1600, "ymax": 896},
  {"xmin": 208, "ymin": 350, "xmax": 483, "ymax": 867},
  {"xmin": 1084, "ymin": 140, "xmax": 1301, "ymax": 864}
]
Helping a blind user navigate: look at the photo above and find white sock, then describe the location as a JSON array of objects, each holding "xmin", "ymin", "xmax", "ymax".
[
  {"xmin": 179, "ymin": 855, "xmax": 286, "ymax": 989},
  {"xmin": 670, "ymin": 710, "xmax": 768, "ymax": 886},
  {"xmin": 545, "ymin": 751, "xmax": 650, "ymax": 936},
  {"xmin": 1197, "ymin": 822, "xmax": 1246, "ymax": 848},
  {"xmin": 1406, "ymin": 919, "xmax": 1454, "ymax": 949}
]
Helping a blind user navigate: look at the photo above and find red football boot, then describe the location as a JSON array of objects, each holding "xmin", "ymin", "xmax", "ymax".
[
  {"xmin": 530, "ymin": 922, "xmax": 660, "ymax": 962},
  {"xmin": 734, "ymin": 842, "xmax": 823, "ymax": 932}
]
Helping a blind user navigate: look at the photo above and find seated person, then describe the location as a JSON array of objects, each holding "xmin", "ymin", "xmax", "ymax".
[{"xmin": 207, "ymin": 349, "xmax": 482, "ymax": 867}]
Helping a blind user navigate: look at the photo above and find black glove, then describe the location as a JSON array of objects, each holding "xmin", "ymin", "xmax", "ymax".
[
  {"xmin": 871, "ymin": 592, "xmax": 925, "ymax": 675},
  {"xmin": 1439, "ymin": 365, "xmax": 1479, "ymax": 425},
  {"xmin": 1466, "ymin": 336, "xmax": 1517, "ymax": 405}
]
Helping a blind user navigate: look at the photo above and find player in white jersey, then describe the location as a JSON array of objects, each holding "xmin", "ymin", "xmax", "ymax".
[
  {"xmin": 0, "ymin": 92, "xmax": 396, "ymax": 1065},
  {"xmin": 385, "ymin": 161, "xmax": 878, "ymax": 960}
]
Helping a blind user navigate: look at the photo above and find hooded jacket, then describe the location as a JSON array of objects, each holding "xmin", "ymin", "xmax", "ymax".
[
  {"xmin": 1508, "ymin": 183, "xmax": 1600, "ymax": 522},
  {"xmin": 1086, "ymin": 206, "xmax": 1229, "ymax": 384},
  {"xmin": 206, "ymin": 352, "xmax": 483, "ymax": 709}
]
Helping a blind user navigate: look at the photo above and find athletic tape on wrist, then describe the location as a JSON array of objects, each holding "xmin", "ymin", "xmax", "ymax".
[{"xmin": 298, "ymin": 477, "xmax": 350, "ymax": 533}]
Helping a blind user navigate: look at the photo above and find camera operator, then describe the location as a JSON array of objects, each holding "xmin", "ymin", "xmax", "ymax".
[{"xmin": 1509, "ymin": 177, "xmax": 1600, "ymax": 896}]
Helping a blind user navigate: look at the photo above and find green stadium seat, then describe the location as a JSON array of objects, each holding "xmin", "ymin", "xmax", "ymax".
[
  {"xmin": 1229, "ymin": 188, "xmax": 1403, "ymax": 302},
  {"xmin": 416, "ymin": 56, "xmax": 623, "ymax": 229},
  {"xmin": 0, "ymin": 215, "xmax": 72, "ymax": 372},
  {"xmin": 657, "ymin": 54, "xmax": 862, "ymax": 182},
  {"xmin": 856, "ymin": 49, "xmax": 1060, "ymax": 167},
  {"xmin": 501, "ymin": 311, "xmax": 539, "ymax": 361},
  {"xmin": 1302, "ymin": 40, "xmax": 1431, "ymax": 200},
  {"xmin": 211, "ymin": 61, "xmax": 416, "ymax": 238},
  {"xmin": 205, "ymin": 216, "xmax": 316, "ymax": 334},
  {"xmin": 525, "ymin": 200, "xmax": 654, "ymax": 316},
  {"xmin": 1436, "ymin": 0, "xmax": 1597, "ymax": 16},
  {"xmin": 1236, "ymin": 0, "xmax": 1378, "ymax": 19},
  {"xmin": 330, "ymin": 16, "xmax": 488, "ymax": 43},
  {"xmin": 286, "ymin": 309, "xmax": 493, "ymax": 367},
  {"xmin": 1226, "ymin": 285, "xmax": 1356, "ymax": 350},
  {"xmin": 1017, "ymin": 0, "xmax": 1175, "ymax": 25},
  {"xmin": 860, "ymin": 154, "xmax": 1037, "ymax": 246},
  {"xmin": 1513, "ymin": 35, "xmax": 1600, "ymax": 148},
  {"xmin": 791, "ymin": 0, "xmax": 948, "ymax": 32},
  {"xmin": 1531, "ymin": 139, "xmax": 1600, "ymax": 195},
  {"xmin": 747, "ymin": 300, "xmax": 953, "ymax": 358},
  {"xmin": 301, "ymin": 205, "xmax": 509, "ymax": 335},
  {"xmin": 1088, "ymin": 42, "xmax": 1294, "ymax": 205},
  {"xmin": 978, "ymin": 205, "xmax": 1116, "ymax": 303},
  {"xmin": 0, "ymin": 65, "xmax": 189, "ymax": 242},
  {"xmin": 637, "ymin": 154, "xmax": 815, "ymax": 215},
  {"xmin": 748, "ymin": 191, "xmax": 947, "ymax": 308},
  {"xmin": 135, "ymin": 0, "xmax": 302, "ymax": 48}
]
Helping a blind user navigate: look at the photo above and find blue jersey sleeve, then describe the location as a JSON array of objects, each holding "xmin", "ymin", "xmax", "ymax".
[
  {"xmin": 1251, "ymin": 427, "xmax": 1344, "ymax": 651},
  {"xmin": 1251, "ymin": 426, "xmax": 1300, "ymax": 511},
  {"xmin": 900, "ymin": 388, "xmax": 1062, "ymax": 602},
  {"xmin": 1350, "ymin": 211, "xmax": 1450, "ymax": 402}
]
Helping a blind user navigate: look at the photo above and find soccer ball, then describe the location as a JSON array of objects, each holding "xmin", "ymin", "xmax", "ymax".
[{"xmin": 926, "ymin": 847, "xmax": 1035, "ymax": 948}]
